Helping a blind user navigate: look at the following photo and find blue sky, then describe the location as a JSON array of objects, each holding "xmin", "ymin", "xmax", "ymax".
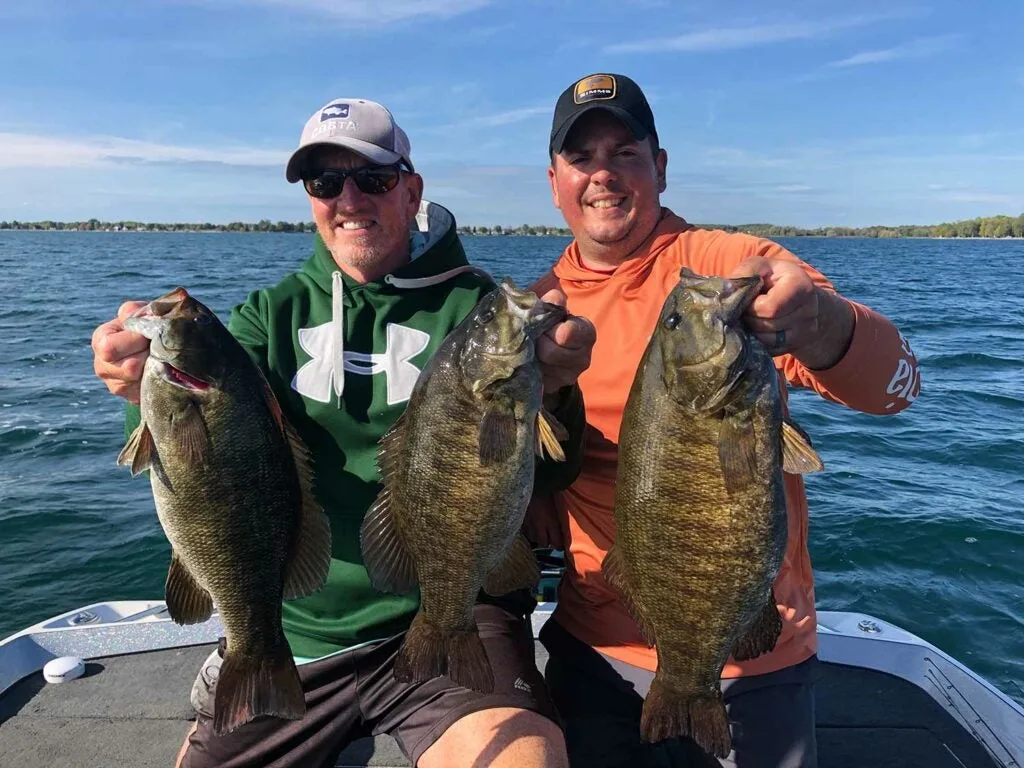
[{"xmin": 1, "ymin": 0, "xmax": 1022, "ymax": 228}]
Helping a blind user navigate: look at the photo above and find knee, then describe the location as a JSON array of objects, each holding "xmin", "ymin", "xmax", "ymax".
[{"xmin": 418, "ymin": 707, "xmax": 568, "ymax": 768}]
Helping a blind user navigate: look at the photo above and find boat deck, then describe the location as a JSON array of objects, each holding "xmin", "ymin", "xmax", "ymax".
[{"xmin": 0, "ymin": 640, "xmax": 1004, "ymax": 768}]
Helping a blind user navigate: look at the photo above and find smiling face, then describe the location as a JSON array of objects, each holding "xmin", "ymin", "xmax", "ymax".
[
  {"xmin": 305, "ymin": 146, "xmax": 424, "ymax": 282},
  {"xmin": 548, "ymin": 110, "xmax": 668, "ymax": 270}
]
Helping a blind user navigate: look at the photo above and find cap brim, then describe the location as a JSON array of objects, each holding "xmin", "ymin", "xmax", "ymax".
[
  {"xmin": 550, "ymin": 105, "xmax": 649, "ymax": 155},
  {"xmin": 285, "ymin": 137, "xmax": 407, "ymax": 183}
]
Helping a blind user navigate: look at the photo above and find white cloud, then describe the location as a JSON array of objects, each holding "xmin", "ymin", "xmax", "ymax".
[
  {"xmin": 0, "ymin": 133, "xmax": 286, "ymax": 169},
  {"xmin": 237, "ymin": 0, "xmax": 491, "ymax": 24},
  {"xmin": 457, "ymin": 106, "xmax": 550, "ymax": 129},
  {"xmin": 938, "ymin": 191, "xmax": 1024, "ymax": 207},
  {"xmin": 828, "ymin": 35, "xmax": 958, "ymax": 68},
  {"xmin": 603, "ymin": 14, "xmax": 903, "ymax": 54}
]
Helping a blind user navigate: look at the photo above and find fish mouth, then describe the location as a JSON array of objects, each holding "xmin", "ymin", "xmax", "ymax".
[
  {"xmin": 158, "ymin": 361, "xmax": 212, "ymax": 392},
  {"xmin": 124, "ymin": 287, "xmax": 190, "ymax": 342},
  {"xmin": 527, "ymin": 300, "xmax": 568, "ymax": 335}
]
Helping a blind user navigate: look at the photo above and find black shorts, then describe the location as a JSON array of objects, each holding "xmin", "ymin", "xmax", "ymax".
[
  {"xmin": 182, "ymin": 601, "xmax": 558, "ymax": 768},
  {"xmin": 540, "ymin": 618, "xmax": 818, "ymax": 768}
]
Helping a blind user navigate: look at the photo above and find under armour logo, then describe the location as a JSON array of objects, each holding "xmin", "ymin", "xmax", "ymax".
[{"xmin": 292, "ymin": 322, "xmax": 430, "ymax": 405}]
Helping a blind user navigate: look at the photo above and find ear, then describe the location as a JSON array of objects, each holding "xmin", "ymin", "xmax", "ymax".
[
  {"xmin": 655, "ymin": 148, "xmax": 668, "ymax": 194},
  {"xmin": 404, "ymin": 172, "xmax": 425, "ymax": 218},
  {"xmin": 547, "ymin": 162, "xmax": 561, "ymax": 211}
]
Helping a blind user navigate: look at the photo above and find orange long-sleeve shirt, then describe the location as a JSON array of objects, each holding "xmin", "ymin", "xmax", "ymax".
[{"xmin": 534, "ymin": 210, "xmax": 921, "ymax": 678}]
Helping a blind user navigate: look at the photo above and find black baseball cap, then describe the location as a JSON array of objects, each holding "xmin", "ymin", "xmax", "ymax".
[{"xmin": 549, "ymin": 73, "xmax": 657, "ymax": 156}]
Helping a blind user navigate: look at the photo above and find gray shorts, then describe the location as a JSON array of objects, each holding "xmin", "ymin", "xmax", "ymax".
[
  {"xmin": 181, "ymin": 603, "xmax": 559, "ymax": 768},
  {"xmin": 539, "ymin": 618, "xmax": 819, "ymax": 768}
]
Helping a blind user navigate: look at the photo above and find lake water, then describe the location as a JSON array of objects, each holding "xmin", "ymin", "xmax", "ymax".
[{"xmin": 1, "ymin": 230, "xmax": 1021, "ymax": 703}]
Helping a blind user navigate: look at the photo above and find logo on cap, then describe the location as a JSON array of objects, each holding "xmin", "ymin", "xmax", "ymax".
[
  {"xmin": 320, "ymin": 104, "xmax": 350, "ymax": 121},
  {"xmin": 574, "ymin": 75, "xmax": 616, "ymax": 104}
]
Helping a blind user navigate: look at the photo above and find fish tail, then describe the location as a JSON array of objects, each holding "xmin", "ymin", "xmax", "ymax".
[
  {"xmin": 641, "ymin": 676, "xmax": 731, "ymax": 759},
  {"xmin": 212, "ymin": 642, "xmax": 305, "ymax": 736},
  {"xmin": 394, "ymin": 613, "xmax": 494, "ymax": 693}
]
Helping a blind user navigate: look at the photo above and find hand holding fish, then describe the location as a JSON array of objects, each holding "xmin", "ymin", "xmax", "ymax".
[
  {"xmin": 91, "ymin": 301, "xmax": 151, "ymax": 403},
  {"xmin": 728, "ymin": 257, "xmax": 855, "ymax": 370},
  {"xmin": 536, "ymin": 288, "xmax": 596, "ymax": 401}
]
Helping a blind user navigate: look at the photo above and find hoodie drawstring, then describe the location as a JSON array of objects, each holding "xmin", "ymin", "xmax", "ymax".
[
  {"xmin": 385, "ymin": 264, "xmax": 493, "ymax": 290},
  {"xmin": 332, "ymin": 271, "xmax": 345, "ymax": 406},
  {"xmin": 328, "ymin": 265, "xmax": 492, "ymax": 409}
]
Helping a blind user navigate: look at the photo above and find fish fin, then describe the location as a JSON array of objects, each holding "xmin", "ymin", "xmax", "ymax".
[
  {"xmin": 482, "ymin": 535, "xmax": 540, "ymax": 595},
  {"xmin": 535, "ymin": 408, "xmax": 567, "ymax": 461},
  {"xmin": 376, "ymin": 409, "xmax": 406, "ymax": 480},
  {"xmin": 360, "ymin": 489, "xmax": 418, "ymax": 594},
  {"xmin": 164, "ymin": 552, "xmax": 213, "ymax": 624},
  {"xmin": 479, "ymin": 405, "xmax": 517, "ymax": 466},
  {"xmin": 781, "ymin": 419, "xmax": 824, "ymax": 474},
  {"xmin": 602, "ymin": 546, "xmax": 656, "ymax": 647},
  {"xmin": 731, "ymin": 590, "xmax": 783, "ymax": 661},
  {"xmin": 394, "ymin": 613, "xmax": 494, "ymax": 693},
  {"xmin": 641, "ymin": 677, "xmax": 731, "ymax": 758},
  {"xmin": 280, "ymin": 417, "xmax": 332, "ymax": 601},
  {"xmin": 171, "ymin": 400, "xmax": 211, "ymax": 466},
  {"xmin": 718, "ymin": 413, "xmax": 758, "ymax": 495},
  {"xmin": 117, "ymin": 421, "xmax": 156, "ymax": 476},
  {"xmin": 360, "ymin": 412, "xmax": 418, "ymax": 594},
  {"xmin": 212, "ymin": 641, "xmax": 305, "ymax": 736},
  {"xmin": 253, "ymin": 365, "xmax": 286, "ymax": 435}
]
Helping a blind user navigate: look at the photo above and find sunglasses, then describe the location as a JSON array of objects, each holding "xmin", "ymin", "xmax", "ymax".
[{"xmin": 302, "ymin": 164, "xmax": 405, "ymax": 199}]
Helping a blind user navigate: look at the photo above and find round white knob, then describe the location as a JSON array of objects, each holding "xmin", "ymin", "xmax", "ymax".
[{"xmin": 43, "ymin": 656, "xmax": 86, "ymax": 684}]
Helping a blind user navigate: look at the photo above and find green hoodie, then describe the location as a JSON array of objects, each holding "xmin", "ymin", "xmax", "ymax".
[{"xmin": 126, "ymin": 201, "xmax": 584, "ymax": 660}]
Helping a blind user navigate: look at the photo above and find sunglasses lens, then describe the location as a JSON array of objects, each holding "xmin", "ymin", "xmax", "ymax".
[
  {"xmin": 304, "ymin": 165, "xmax": 402, "ymax": 199},
  {"xmin": 304, "ymin": 173, "xmax": 343, "ymax": 199},
  {"xmin": 353, "ymin": 167, "xmax": 401, "ymax": 195}
]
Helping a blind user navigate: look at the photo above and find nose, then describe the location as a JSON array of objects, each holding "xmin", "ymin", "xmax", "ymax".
[
  {"xmin": 332, "ymin": 173, "xmax": 370, "ymax": 210},
  {"xmin": 588, "ymin": 159, "xmax": 618, "ymax": 187}
]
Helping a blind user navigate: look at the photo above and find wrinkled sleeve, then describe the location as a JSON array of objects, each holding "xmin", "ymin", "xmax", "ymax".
[
  {"xmin": 776, "ymin": 301, "xmax": 920, "ymax": 415},
  {"xmin": 691, "ymin": 231, "xmax": 921, "ymax": 416},
  {"xmin": 227, "ymin": 290, "xmax": 271, "ymax": 372}
]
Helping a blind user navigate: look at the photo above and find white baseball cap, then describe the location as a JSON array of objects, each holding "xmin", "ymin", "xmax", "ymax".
[{"xmin": 285, "ymin": 98, "xmax": 414, "ymax": 183}]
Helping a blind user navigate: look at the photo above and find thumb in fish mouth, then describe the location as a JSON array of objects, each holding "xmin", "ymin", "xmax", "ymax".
[
  {"xmin": 678, "ymin": 268, "xmax": 761, "ymax": 322},
  {"xmin": 124, "ymin": 288, "xmax": 190, "ymax": 339}
]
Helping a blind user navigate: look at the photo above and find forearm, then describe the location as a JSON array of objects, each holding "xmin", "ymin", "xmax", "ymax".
[
  {"xmin": 793, "ymin": 287, "xmax": 856, "ymax": 371},
  {"xmin": 781, "ymin": 299, "xmax": 920, "ymax": 415}
]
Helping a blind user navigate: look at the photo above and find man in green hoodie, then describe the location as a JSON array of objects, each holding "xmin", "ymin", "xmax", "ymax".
[{"xmin": 90, "ymin": 97, "xmax": 594, "ymax": 768}]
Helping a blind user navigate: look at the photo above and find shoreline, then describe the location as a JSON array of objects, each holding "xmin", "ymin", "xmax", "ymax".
[{"xmin": 0, "ymin": 228, "xmax": 1021, "ymax": 241}]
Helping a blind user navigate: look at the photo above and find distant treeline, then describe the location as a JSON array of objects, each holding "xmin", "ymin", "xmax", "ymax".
[{"xmin": 2, "ymin": 213, "xmax": 1023, "ymax": 238}]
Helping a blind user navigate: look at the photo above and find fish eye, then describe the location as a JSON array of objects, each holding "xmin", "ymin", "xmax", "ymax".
[
  {"xmin": 478, "ymin": 307, "xmax": 496, "ymax": 324},
  {"xmin": 664, "ymin": 313, "xmax": 682, "ymax": 330},
  {"xmin": 193, "ymin": 314, "xmax": 212, "ymax": 326}
]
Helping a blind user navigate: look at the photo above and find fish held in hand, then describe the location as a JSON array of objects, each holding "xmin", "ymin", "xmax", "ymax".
[
  {"xmin": 118, "ymin": 287, "xmax": 332, "ymax": 735},
  {"xmin": 361, "ymin": 278, "xmax": 568, "ymax": 693},
  {"xmin": 603, "ymin": 268, "xmax": 823, "ymax": 757}
]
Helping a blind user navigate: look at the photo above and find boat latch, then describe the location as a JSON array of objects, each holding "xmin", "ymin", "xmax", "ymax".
[{"xmin": 68, "ymin": 610, "xmax": 100, "ymax": 627}]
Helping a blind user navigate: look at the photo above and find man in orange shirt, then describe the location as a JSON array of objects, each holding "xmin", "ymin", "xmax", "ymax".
[{"xmin": 528, "ymin": 73, "xmax": 921, "ymax": 767}]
